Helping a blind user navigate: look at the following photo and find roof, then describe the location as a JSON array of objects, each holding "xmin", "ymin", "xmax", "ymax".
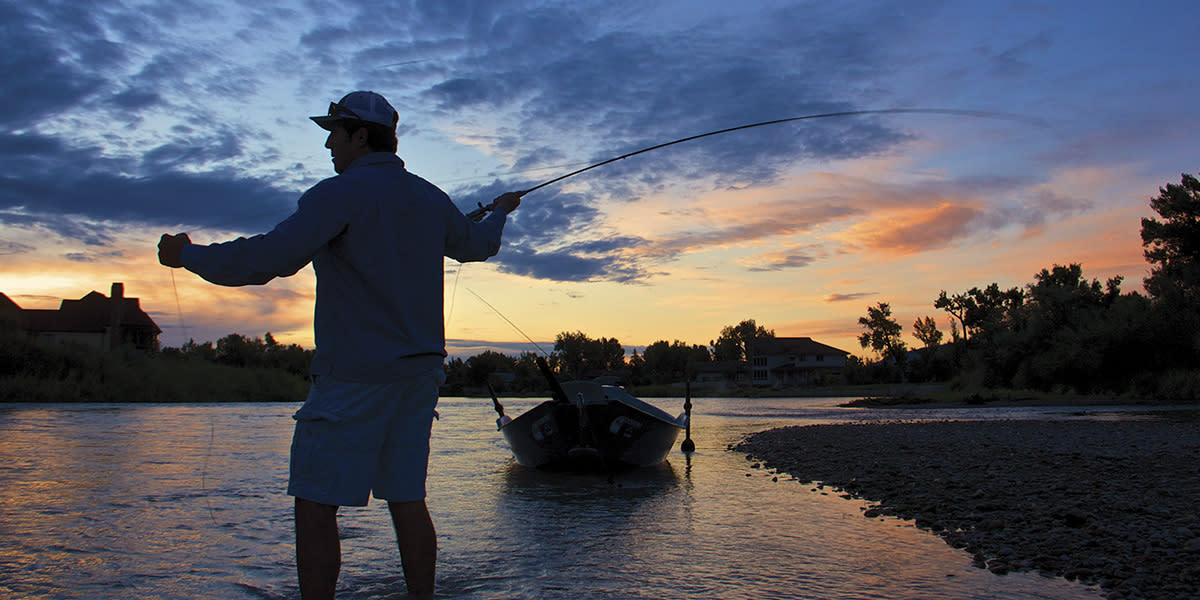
[
  {"xmin": 2, "ymin": 288, "xmax": 161, "ymax": 334},
  {"xmin": 753, "ymin": 337, "xmax": 849, "ymax": 357},
  {"xmin": 0, "ymin": 292, "xmax": 21, "ymax": 313}
]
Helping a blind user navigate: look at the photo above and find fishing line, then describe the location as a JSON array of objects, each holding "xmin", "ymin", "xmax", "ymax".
[
  {"xmin": 465, "ymin": 287, "xmax": 550, "ymax": 358},
  {"xmin": 467, "ymin": 107, "xmax": 1044, "ymax": 219},
  {"xmin": 200, "ymin": 418, "xmax": 219, "ymax": 527},
  {"xmin": 445, "ymin": 261, "xmax": 464, "ymax": 330},
  {"xmin": 169, "ymin": 269, "xmax": 189, "ymax": 341},
  {"xmin": 170, "ymin": 268, "xmax": 221, "ymax": 526}
]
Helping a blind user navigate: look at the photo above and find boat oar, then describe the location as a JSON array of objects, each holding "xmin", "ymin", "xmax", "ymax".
[
  {"xmin": 487, "ymin": 383, "xmax": 511, "ymax": 430},
  {"xmin": 534, "ymin": 356, "xmax": 570, "ymax": 404}
]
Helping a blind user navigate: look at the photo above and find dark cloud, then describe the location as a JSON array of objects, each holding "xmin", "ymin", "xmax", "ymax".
[
  {"xmin": 747, "ymin": 252, "xmax": 818, "ymax": 272},
  {"xmin": 6, "ymin": 0, "xmax": 1154, "ymax": 290},
  {"xmin": 0, "ymin": 240, "xmax": 35, "ymax": 256},
  {"xmin": 111, "ymin": 88, "xmax": 163, "ymax": 111},
  {"xmin": 980, "ymin": 188, "xmax": 1092, "ymax": 232},
  {"xmin": 0, "ymin": 209, "xmax": 116, "ymax": 247},
  {"xmin": 64, "ymin": 251, "xmax": 126, "ymax": 263},
  {"xmin": 825, "ymin": 292, "xmax": 876, "ymax": 303},
  {"xmin": 394, "ymin": 2, "xmax": 919, "ymax": 212},
  {"xmin": 446, "ymin": 338, "xmax": 550, "ymax": 360},
  {"xmin": 0, "ymin": 130, "xmax": 295, "ymax": 240},
  {"xmin": 0, "ymin": 4, "xmax": 112, "ymax": 128}
]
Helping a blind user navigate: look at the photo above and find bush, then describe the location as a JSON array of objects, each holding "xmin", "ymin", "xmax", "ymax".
[
  {"xmin": 0, "ymin": 330, "xmax": 308, "ymax": 403},
  {"xmin": 1143, "ymin": 369, "xmax": 1200, "ymax": 402}
]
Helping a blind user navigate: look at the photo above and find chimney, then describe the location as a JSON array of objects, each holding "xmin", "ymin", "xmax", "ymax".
[{"xmin": 110, "ymin": 282, "xmax": 124, "ymax": 349}]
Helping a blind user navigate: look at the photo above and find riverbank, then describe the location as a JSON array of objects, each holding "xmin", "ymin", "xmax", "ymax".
[{"xmin": 736, "ymin": 418, "xmax": 1200, "ymax": 600}]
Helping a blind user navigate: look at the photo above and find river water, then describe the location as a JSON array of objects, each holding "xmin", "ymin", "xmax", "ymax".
[{"xmin": 0, "ymin": 397, "xmax": 1119, "ymax": 599}]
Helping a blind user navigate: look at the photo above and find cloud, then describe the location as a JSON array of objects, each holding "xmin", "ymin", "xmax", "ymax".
[
  {"xmin": 841, "ymin": 202, "xmax": 982, "ymax": 255},
  {"xmin": 0, "ymin": 129, "xmax": 296, "ymax": 240},
  {"xmin": 825, "ymin": 292, "xmax": 877, "ymax": 303},
  {"xmin": 0, "ymin": 240, "xmax": 35, "ymax": 256},
  {"xmin": 740, "ymin": 247, "xmax": 821, "ymax": 272}
]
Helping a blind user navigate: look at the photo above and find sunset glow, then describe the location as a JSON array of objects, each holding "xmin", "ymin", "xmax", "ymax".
[{"xmin": 1, "ymin": 1, "xmax": 1194, "ymax": 358}]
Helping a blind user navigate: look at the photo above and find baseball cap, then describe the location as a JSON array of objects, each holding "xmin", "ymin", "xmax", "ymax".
[{"xmin": 310, "ymin": 91, "xmax": 398, "ymax": 130}]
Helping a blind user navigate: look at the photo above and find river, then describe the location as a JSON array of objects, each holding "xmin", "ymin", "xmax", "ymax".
[{"xmin": 0, "ymin": 396, "xmax": 1120, "ymax": 599}]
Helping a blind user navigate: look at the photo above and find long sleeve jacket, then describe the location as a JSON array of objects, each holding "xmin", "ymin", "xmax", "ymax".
[{"xmin": 180, "ymin": 153, "xmax": 508, "ymax": 382}]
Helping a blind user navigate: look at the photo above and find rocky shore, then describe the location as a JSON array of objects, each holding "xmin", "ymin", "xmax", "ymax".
[{"xmin": 735, "ymin": 418, "xmax": 1200, "ymax": 600}]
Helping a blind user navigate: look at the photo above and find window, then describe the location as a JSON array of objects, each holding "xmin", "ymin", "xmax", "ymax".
[{"xmin": 752, "ymin": 356, "xmax": 767, "ymax": 366}]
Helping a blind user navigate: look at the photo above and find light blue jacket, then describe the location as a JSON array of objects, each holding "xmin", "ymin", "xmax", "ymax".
[{"xmin": 180, "ymin": 153, "xmax": 508, "ymax": 382}]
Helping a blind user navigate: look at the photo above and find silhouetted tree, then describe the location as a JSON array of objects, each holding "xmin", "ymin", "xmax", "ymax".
[
  {"xmin": 552, "ymin": 331, "xmax": 625, "ymax": 378},
  {"xmin": 858, "ymin": 303, "xmax": 907, "ymax": 370},
  {"xmin": 642, "ymin": 340, "xmax": 711, "ymax": 384},
  {"xmin": 215, "ymin": 333, "xmax": 264, "ymax": 368},
  {"xmin": 710, "ymin": 319, "xmax": 774, "ymax": 361},
  {"xmin": 912, "ymin": 316, "xmax": 943, "ymax": 349},
  {"xmin": 465, "ymin": 350, "xmax": 517, "ymax": 387},
  {"xmin": 1142, "ymin": 172, "xmax": 1200, "ymax": 304},
  {"xmin": 935, "ymin": 284, "xmax": 1024, "ymax": 344}
]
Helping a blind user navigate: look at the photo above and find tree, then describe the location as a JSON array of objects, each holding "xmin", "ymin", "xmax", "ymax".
[
  {"xmin": 551, "ymin": 331, "xmax": 625, "ymax": 378},
  {"xmin": 465, "ymin": 350, "xmax": 517, "ymax": 387},
  {"xmin": 912, "ymin": 316, "xmax": 943, "ymax": 349},
  {"xmin": 642, "ymin": 340, "xmax": 711, "ymax": 384},
  {"xmin": 934, "ymin": 284, "xmax": 1024, "ymax": 343},
  {"xmin": 1025, "ymin": 264, "xmax": 1116, "ymax": 326},
  {"xmin": 1142, "ymin": 172, "xmax": 1200, "ymax": 304},
  {"xmin": 710, "ymin": 319, "xmax": 775, "ymax": 361},
  {"xmin": 215, "ymin": 333, "xmax": 265, "ymax": 367},
  {"xmin": 857, "ymin": 302, "xmax": 907, "ymax": 365}
]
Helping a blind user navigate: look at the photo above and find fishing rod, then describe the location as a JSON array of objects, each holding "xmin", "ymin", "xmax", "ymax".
[{"xmin": 467, "ymin": 107, "xmax": 1040, "ymax": 221}]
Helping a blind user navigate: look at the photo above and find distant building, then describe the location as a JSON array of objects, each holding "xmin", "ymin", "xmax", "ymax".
[
  {"xmin": 688, "ymin": 337, "xmax": 850, "ymax": 388},
  {"xmin": 749, "ymin": 337, "xmax": 849, "ymax": 387},
  {"xmin": 692, "ymin": 360, "xmax": 751, "ymax": 389},
  {"xmin": 0, "ymin": 283, "xmax": 161, "ymax": 351}
]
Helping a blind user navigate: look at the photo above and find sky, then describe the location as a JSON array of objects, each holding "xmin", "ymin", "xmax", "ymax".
[{"xmin": 2, "ymin": 1, "xmax": 1197, "ymax": 360}]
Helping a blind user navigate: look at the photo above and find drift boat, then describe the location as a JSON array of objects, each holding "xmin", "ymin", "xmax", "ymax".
[{"xmin": 490, "ymin": 357, "xmax": 688, "ymax": 470}]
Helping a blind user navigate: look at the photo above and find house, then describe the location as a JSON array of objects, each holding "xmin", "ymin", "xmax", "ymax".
[
  {"xmin": 749, "ymin": 337, "xmax": 849, "ymax": 387},
  {"xmin": 692, "ymin": 360, "xmax": 750, "ymax": 388},
  {"xmin": 0, "ymin": 283, "xmax": 161, "ymax": 351}
]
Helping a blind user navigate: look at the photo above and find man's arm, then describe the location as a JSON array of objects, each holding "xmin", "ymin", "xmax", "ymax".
[
  {"xmin": 156, "ymin": 181, "xmax": 349, "ymax": 286},
  {"xmin": 444, "ymin": 191, "xmax": 522, "ymax": 263}
]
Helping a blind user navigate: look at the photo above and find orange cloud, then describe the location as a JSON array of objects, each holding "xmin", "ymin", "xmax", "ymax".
[{"xmin": 838, "ymin": 202, "xmax": 982, "ymax": 255}]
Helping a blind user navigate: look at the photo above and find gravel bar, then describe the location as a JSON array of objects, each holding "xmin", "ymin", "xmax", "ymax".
[{"xmin": 735, "ymin": 419, "xmax": 1200, "ymax": 600}]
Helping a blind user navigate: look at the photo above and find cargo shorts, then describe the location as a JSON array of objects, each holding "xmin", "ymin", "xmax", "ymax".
[{"xmin": 287, "ymin": 368, "xmax": 443, "ymax": 506}]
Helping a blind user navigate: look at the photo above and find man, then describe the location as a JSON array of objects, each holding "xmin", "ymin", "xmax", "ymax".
[{"xmin": 158, "ymin": 90, "xmax": 522, "ymax": 599}]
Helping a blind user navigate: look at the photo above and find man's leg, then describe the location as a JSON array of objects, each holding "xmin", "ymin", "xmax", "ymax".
[
  {"xmin": 388, "ymin": 499, "xmax": 436, "ymax": 599},
  {"xmin": 295, "ymin": 497, "xmax": 341, "ymax": 600}
]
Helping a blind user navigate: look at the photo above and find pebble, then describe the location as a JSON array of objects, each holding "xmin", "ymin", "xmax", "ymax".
[{"xmin": 735, "ymin": 419, "xmax": 1200, "ymax": 600}]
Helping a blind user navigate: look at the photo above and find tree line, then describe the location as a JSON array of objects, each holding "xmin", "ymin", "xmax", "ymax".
[
  {"xmin": 442, "ymin": 321, "xmax": 774, "ymax": 394},
  {"xmin": 852, "ymin": 172, "xmax": 1200, "ymax": 400}
]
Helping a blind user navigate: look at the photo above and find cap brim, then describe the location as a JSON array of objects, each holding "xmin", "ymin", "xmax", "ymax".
[{"xmin": 310, "ymin": 115, "xmax": 342, "ymax": 131}]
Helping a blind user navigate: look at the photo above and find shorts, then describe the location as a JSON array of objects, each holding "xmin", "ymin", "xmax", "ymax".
[{"xmin": 287, "ymin": 368, "xmax": 443, "ymax": 507}]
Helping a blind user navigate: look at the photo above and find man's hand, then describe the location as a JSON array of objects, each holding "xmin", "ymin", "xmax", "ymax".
[
  {"xmin": 158, "ymin": 233, "xmax": 191, "ymax": 268},
  {"xmin": 491, "ymin": 191, "xmax": 524, "ymax": 215}
]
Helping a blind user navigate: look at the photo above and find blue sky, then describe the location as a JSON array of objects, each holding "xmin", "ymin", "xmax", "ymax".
[{"xmin": 2, "ymin": 1, "xmax": 1196, "ymax": 356}]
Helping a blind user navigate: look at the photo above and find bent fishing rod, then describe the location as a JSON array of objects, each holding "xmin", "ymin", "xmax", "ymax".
[{"xmin": 467, "ymin": 107, "xmax": 1040, "ymax": 221}]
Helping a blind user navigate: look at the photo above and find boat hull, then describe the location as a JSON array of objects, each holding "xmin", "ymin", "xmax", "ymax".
[{"xmin": 499, "ymin": 381, "xmax": 685, "ymax": 470}]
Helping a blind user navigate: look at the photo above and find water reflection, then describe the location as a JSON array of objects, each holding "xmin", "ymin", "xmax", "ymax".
[{"xmin": 0, "ymin": 399, "xmax": 1110, "ymax": 600}]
